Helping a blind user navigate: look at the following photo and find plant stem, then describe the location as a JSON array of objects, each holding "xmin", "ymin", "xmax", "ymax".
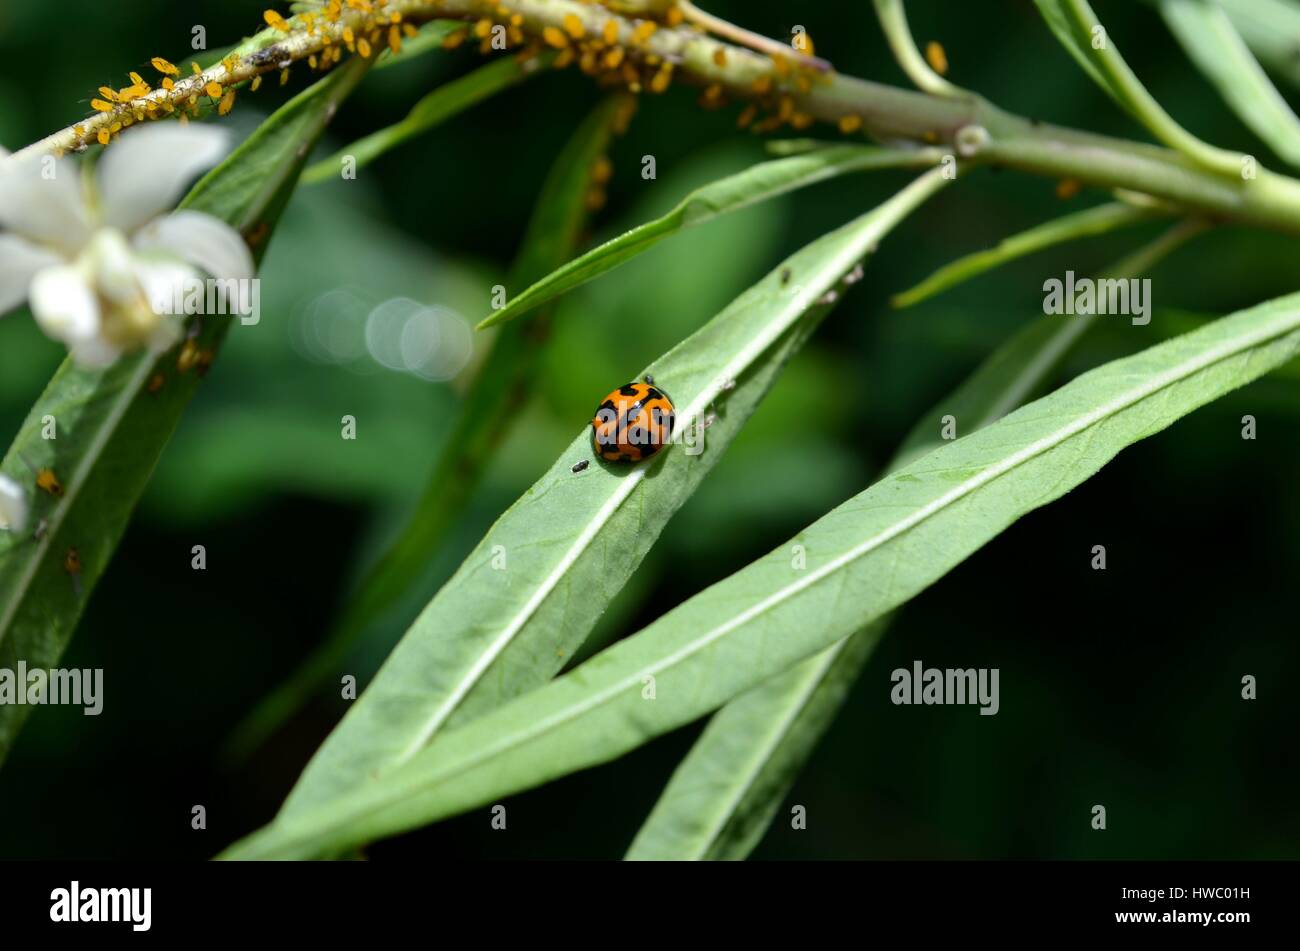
[{"xmin": 13, "ymin": 0, "xmax": 1300, "ymax": 235}]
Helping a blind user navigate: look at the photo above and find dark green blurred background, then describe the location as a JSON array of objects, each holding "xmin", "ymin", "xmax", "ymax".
[{"xmin": 1, "ymin": 0, "xmax": 1296, "ymax": 859}]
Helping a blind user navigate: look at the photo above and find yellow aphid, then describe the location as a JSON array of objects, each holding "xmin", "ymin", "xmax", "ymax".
[
  {"xmin": 358, "ymin": 37, "xmax": 372, "ymax": 57},
  {"xmin": 309, "ymin": 54, "xmax": 318, "ymax": 69},
  {"xmin": 737, "ymin": 104, "xmax": 757, "ymax": 128},
  {"xmin": 791, "ymin": 112, "xmax": 813, "ymax": 130},
  {"xmin": 442, "ymin": 29, "xmax": 467, "ymax": 49},
  {"xmin": 251, "ymin": 75, "xmax": 263, "ymax": 92},
  {"xmin": 649, "ymin": 64, "xmax": 672, "ymax": 93},
  {"xmin": 793, "ymin": 32, "xmax": 815, "ymax": 56},
  {"xmin": 1056, "ymin": 178, "xmax": 1082, "ymax": 200},
  {"xmin": 177, "ymin": 339, "xmax": 201, "ymax": 374},
  {"xmin": 264, "ymin": 10, "xmax": 291, "ymax": 32},
  {"xmin": 632, "ymin": 21, "xmax": 657, "ymax": 44},
  {"xmin": 770, "ymin": 54, "xmax": 791, "ymax": 76},
  {"xmin": 666, "ymin": 5, "xmax": 684, "ymax": 26},
  {"xmin": 91, "ymin": 99, "xmax": 114, "ymax": 112},
  {"xmin": 403, "ymin": 22, "xmax": 418, "ymax": 37},
  {"xmin": 219, "ymin": 89, "xmax": 236, "ymax": 115},
  {"xmin": 777, "ymin": 95, "xmax": 794, "ymax": 121},
  {"xmin": 98, "ymin": 128, "xmax": 112, "ymax": 145},
  {"xmin": 591, "ymin": 155, "xmax": 613, "ymax": 184},
  {"xmin": 553, "ymin": 47, "xmax": 576, "ymax": 69},
  {"xmin": 109, "ymin": 122, "xmax": 123, "ymax": 134},
  {"xmin": 602, "ymin": 19, "xmax": 619, "ymax": 45},
  {"xmin": 751, "ymin": 75, "xmax": 773, "ymax": 96},
  {"xmin": 510, "ymin": 13, "xmax": 523, "ymax": 28},
  {"xmin": 603, "ymin": 46, "xmax": 625, "ymax": 69},
  {"xmin": 98, "ymin": 86, "xmax": 119, "ymax": 101},
  {"xmin": 474, "ymin": 18, "xmax": 492, "ymax": 39},
  {"xmin": 563, "ymin": 13, "xmax": 584, "ymax": 39},
  {"xmin": 280, "ymin": 68, "xmax": 291, "ymax": 85},
  {"xmin": 178, "ymin": 112, "xmax": 190, "ymax": 126},
  {"xmin": 205, "ymin": 81, "xmax": 222, "ymax": 98},
  {"xmin": 389, "ymin": 25, "xmax": 401, "ymax": 53},
  {"xmin": 64, "ymin": 547, "xmax": 82, "ymax": 576},
  {"xmin": 152, "ymin": 56, "xmax": 179, "ymax": 76},
  {"xmin": 700, "ymin": 83, "xmax": 724, "ymax": 108},
  {"xmin": 36, "ymin": 469, "xmax": 63, "ymax": 497},
  {"xmin": 129, "ymin": 71, "xmax": 145, "ymax": 86},
  {"xmin": 712, "ymin": 48, "xmax": 726, "ymax": 67},
  {"xmin": 343, "ymin": 25, "xmax": 356, "ymax": 49},
  {"xmin": 542, "ymin": 26, "xmax": 569, "ymax": 48},
  {"xmin": 162, "ymin": 77, "xmax": 175, "ymax": 90},
  {"xmin": 838, "ymin": 114, "xmax": 863, "ymax": 134},
  {"xmin": 191, "ymin": 62, "xmax": 203, "ymax": 75},
  {"xmin": 925, "ymin": 41, "xmax": 948, "ymax": 75}
]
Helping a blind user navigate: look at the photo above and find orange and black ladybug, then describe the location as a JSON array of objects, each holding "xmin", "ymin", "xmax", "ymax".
[{"xmin": 591, "ymin": 375, "xmax": 675, "ymax": 463}]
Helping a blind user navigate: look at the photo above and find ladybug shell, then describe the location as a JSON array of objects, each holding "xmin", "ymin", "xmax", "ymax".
[{"xmin": 591, "ymin": 381, "xmax": 675, "ymax": 463}]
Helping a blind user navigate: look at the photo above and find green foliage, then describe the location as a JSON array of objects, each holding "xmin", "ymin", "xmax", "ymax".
[
  {"xmin": 270, "ymin": 168, "xmax": 949, "ymax": 822},
  {"xmin": 625, "ymin": 219, "xmax": 1205, "ymax": 860},
  {"xmin": 226, "ymin": 287, "xmax": 1300, "ymax": 858}
]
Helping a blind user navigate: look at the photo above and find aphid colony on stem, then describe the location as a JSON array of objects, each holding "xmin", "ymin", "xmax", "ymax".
[
  {"xmin": 71, "ymin": 0, "xmax": 418, "ymax": 153},
  {"xmin": 63, "ymin": 0, "xmax": 871, "ymax": 158}
]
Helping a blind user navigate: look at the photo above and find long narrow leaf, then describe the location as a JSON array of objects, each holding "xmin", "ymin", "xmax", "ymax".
[
  {"xmin": 225, "ymin": 283, "xmax": 1300, "ymax": 858},
  {"xmin": 625, "ymin": 219, "xmax": 1206, "ymax": 861},
  {"xmin": 1034, "ymin": 0, "xmax": 1242, "ymax": 174},
  {"xmin": 1159, "ymin": 0, "xmax": 1300, "ymax": 168},
  {"xmin": 891, "ymin": 201, "xmax": 1158, "ymax": 309},
  {"xmin": 1218, "ymin": 0, "xmax": 1300, "ymax": 92},
  {"xmin": 0, "ymin": 59, "xmax": 370, "ymax": 765},
  {"xmin": 271, "ymin": 168, "xmax": 951, "ymax": 820},
  {"xmin": 476, "ymin": 144, "xmax": 942, "ymax": 329}
]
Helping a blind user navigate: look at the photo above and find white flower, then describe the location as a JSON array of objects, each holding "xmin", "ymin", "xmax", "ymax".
[
  {"xmin": 0, "ymin": 125, "xmax": 255, "ymax": 367},
  {"xmin": 0, "ymin": 474, "xmax": 26, "ymax": 533}
]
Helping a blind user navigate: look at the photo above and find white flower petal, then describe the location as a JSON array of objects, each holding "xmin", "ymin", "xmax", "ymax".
[
  {"xmin": 81, "ymin": 228, "xmax": 140, "ymax": 305},
  {"xmin": 133, "ymin": 210, "xmax": 254, "ymax": 281},
  {"xmin": 0, "ymin": 151, "xmax": 92, "ymax": 252},
  {"xmin": 97, "ymin": 124, "xmax": 230, "ymax": 234},
  {"xmin": 0, "ymin": 234, "xmax": 65, "ymax": 315},
  {"xmin": 30, "ymin": 264, "xmax": 100, "ymax": 346},
  {"xmin": 131, "ymin": 257, "xmax": 197, "ymax": 349},
  {"xmin": 0, "ymin": 474, "xmax": 28, "ymax": 533}
]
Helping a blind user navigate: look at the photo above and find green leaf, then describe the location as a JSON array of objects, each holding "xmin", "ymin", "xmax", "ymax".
[
  {"xmin": 1217, "ymin": 0, "xmax": 1300, "ymax": 92},
  {"xmin": 625, "ymin": 219, "xmax": 1205, "ymax": 861},
  {"xmin": 0, "ymin": 58, "xmax": 370, "ymax": 766},
  {"xmin": 265, "ymin": 168, "xmax": 950, "ymax": 825},
  {"xmin": 303, "ymin": 53, "xmax": 542, "ymax": 184},
  {"xmin": 223, "ymin": 282, "xmax": 1300, "ymax": 858},
  {"xmin": 224, "ymin": 95, "xmax": 627, "ymax": 761},
  {"xmin": 1159, "ymin": 0, "xmax": 1300, "ymax": 168},
  {"xmin": 891, "ymin": 201, "xmax": 1159, "ymax": 309},
  {"xmin": 626, "ymin": 618, "xmax": 888, "ymax": 860},
  {"xmin": 1033, "ymin": 0, "xmax": 1243, "ymax": 174},
  {"xmin": 476, "ymin": 144, "xmax": 942, "ymax": 329}
]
